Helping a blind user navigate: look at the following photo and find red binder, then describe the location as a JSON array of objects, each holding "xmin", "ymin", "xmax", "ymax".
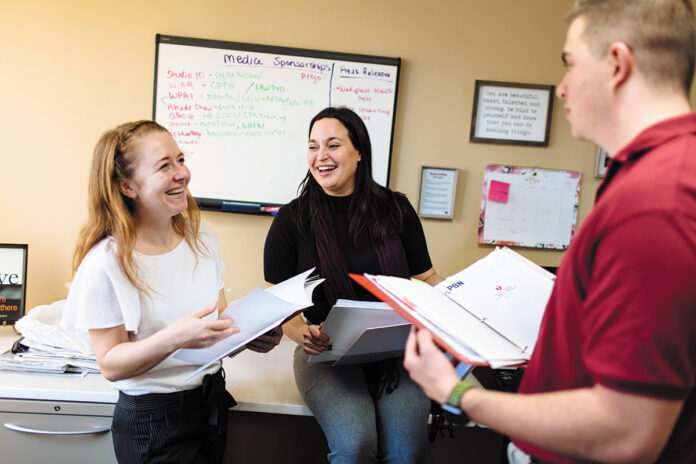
[{"xmin": 350, "ymin": 274, "xmax": 489, "ymax": 366}]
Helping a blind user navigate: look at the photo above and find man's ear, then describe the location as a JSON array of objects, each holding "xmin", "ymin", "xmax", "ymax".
[
  {"xmin": 118, "ymin": 177, "xmax": 137, "ymax": 199},
  {"xmin": 608, "ymin": 42, "xmax": 633, "ymax": 90}
]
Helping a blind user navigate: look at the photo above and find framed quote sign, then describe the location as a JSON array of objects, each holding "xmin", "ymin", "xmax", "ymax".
[
  {"xmin": 0, "ymin": 244, "xmax": 28, "ymax": 325},
  {"xmin": 417, "ymin": 166, "xmax": 458, "ymax": 219},
  {"xmin": 470, "ymin": 80, "xmax": 555, "ymax": 147}
]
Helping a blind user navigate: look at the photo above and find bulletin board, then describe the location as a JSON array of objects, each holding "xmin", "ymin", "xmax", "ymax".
[
  {"xmin": 478, "ymin": 165, "xmax": 581, "ymax": 249},
  {"xmin": 153, "ymin": 34, "xmax": 400, "ymax": 213}
]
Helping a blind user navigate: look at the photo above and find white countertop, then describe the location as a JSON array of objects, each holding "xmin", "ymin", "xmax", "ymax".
[
  {"xmin": 223, "ymin": 339, "xmax": 311, "ymax": 415},
  {"xmin": 0, "ymin": 327, "xmax": 311, "ymax": 416}
]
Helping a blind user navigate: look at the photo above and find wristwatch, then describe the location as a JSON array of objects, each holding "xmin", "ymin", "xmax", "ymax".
[{"xmin": 441, "ymin": 381, "xmax": 473, "ymax": 415}]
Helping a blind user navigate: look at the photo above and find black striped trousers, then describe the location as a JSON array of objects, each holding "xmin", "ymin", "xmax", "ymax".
[{"xmin": 111, "ymin": 369, "xmax": 235, "ymax": 464}]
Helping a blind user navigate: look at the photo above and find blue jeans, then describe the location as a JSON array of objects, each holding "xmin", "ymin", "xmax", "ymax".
[{"xmin": 294, "ymin": 347, "xmax": 430, "ymax": 464}]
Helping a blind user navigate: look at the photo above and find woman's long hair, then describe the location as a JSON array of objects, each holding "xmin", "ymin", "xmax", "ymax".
[
  {"xmin": 72, "ymin": 120, "xmax": 202, "ymax": 293},
  {"xmin": 294, "ymin": 108, "xmax": 409, "ymax": 398},
  {"xmin": 295, "ymin": 107, "xmax": 405, "ymax": 246}
]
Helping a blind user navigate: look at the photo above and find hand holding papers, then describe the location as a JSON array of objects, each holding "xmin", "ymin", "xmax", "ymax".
[
  {"xmin": 309, "ymin": 299, "xmax": 410, "ymax": 366},
  {"xmin": 352, "ymin": 247, "xmax": 555, "ymax": 368},
  {"xmin": 174, "ymin": 269, "xmax": 323, "ymax": 379}
]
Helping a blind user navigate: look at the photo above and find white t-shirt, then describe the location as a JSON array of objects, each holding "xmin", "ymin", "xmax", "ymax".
[{"xmin": 62, "ymin": 224, "xmax": 225, "ymax": 395}]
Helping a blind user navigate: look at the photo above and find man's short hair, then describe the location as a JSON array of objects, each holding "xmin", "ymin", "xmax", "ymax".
[{"xmin": 568, "ymin": 0, "xmax": 696, "ymax": 95}]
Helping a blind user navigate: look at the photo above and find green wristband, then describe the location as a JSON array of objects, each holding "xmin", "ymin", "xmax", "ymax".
[{"xmin": 446, "ymin": 381, "xmax": 474, "ymax": 409}]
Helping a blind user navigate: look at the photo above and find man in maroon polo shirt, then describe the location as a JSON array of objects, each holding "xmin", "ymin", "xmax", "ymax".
[{"xmin": 404, "ymin": 1, "xmax": 696, "ymax": 463}]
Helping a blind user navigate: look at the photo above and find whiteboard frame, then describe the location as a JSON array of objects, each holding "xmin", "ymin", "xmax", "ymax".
[{"xmin": 152, "ymin": 34, "xmax": 401, "ymax": 215}]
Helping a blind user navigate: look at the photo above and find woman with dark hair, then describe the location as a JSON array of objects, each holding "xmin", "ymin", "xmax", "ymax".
[{"xmin": 264, "ymin": 107, "xmax": 443, "ymax": 463}]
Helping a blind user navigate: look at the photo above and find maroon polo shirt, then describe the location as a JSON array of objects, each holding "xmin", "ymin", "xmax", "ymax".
[{"xmin": 514, "ymin": 113, "xmax": 696, "ymax": 463}]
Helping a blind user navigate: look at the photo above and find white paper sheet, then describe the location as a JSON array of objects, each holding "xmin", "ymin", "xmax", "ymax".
[
  {"xmin": 367, "ymin": 280, "xmax": 488, "ymax": 365},
  {"xmin": 437, "ymin": 247, "xmax": 554, "ymax": 353},
  {"xmin": 371, "ymin": 276, "xmax": 527, "ymax": 365},
  {"xmin": 309, "ymin": 299, "xmax": 408, "ymax": 364},
  {"xmin": 174, "ymin": 269, "xmax": 322, "ymax": 380},
  {"xmin": 266, "ymin": 269, "xmax": 323, "ymax": 305},
  {"xmin": 331, "ymin": 323, "xmax": 411, "ymax": 366}
]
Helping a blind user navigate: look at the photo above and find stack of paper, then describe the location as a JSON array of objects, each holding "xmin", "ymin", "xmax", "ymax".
[
  {"xmin": 0, "ymin": 355, "xmax": 71, "ymax": 374},
  {"xmin": 0, "ymin": 337, "xmax": 100, "ymax": 375},
  {"xmin": 309, "ymin": 299, "xmax": 410, "ymax": 365},
  {"xmin": 352, "ymin": 247, "xmax": 555, "ymax": 368},
  {"xmin": 4, "ymin": 300, "xmax": 100, "ymax": 375}
]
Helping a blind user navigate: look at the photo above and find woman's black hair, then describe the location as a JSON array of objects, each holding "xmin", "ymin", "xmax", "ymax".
[{"xmin": 294, "ymin": 106, "xmax": 405, "ymax": 245}]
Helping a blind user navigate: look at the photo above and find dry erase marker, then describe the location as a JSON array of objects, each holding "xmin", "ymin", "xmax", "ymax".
[
  {"xmin": 261, "ymin": 206, "xmax": 281, "ymax": 216},
  {"xmin": 221, "ymin": 201, "xmax": 261, "ymax": 213}
]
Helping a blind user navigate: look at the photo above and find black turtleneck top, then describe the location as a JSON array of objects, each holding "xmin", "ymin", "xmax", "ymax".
[{"xmin": 263, "ymin": 192, "xmax": 433, "ymax": 324}]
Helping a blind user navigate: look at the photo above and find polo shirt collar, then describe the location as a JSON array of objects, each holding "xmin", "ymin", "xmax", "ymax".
[
  {"xmin": 613, "ymin": 111, "xmax": 696, "ymax": 163},
  {"xmin": 597, "ymin": 111, "xmax": 696, "ymax": 201}
]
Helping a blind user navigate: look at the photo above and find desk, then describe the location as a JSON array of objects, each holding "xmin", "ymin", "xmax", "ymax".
[
  {"xmin": 0, "ymin": 327, "xmax": 309, "ymax": 414},
  {"xmin": 0, "ymin": 328, "xmax": 504, "ymax": 463},
  {"xmin": 0, "ymin": 326, "xmax": 312, "ymax": 463}
]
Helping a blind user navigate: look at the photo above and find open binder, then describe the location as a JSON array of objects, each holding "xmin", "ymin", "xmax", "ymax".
[
  {"xmin": 309, "ymin": 299, "xmax": 410, "ymax": 366},
  {"xmin": 351, "ymin": 247, "xmax": 555, "ymax": 368}
]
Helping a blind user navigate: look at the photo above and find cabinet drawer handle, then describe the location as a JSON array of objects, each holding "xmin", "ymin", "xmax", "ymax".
[{"xmin": 4, "ymin": 422, "xmax": 110, "ymax": 435}]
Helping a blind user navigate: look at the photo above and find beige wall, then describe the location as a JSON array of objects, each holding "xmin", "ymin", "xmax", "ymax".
[{"xmin": 1, "ymin": 1, "xmax": 614, "ymax": 309}]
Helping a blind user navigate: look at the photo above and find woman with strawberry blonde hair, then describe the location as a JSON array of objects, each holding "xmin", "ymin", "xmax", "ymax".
[{"xmin": 63, "ymin": 120, "xmax": 280, "ymax": 463}]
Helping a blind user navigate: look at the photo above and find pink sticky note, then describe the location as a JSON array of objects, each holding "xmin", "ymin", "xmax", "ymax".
[{"xmin": 488, "ymin": 180, "xmax": 510, "ymax": 203}]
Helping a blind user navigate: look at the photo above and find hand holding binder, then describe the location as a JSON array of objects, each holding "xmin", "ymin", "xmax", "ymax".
[{"xmin": 351, "ymin": 247, "xmax": 555, "ymax": 368}]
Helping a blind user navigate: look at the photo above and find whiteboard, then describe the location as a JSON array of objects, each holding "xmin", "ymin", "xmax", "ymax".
[
  {"xmin": 478, "ymin": 165, "xmax": 581, "ymax": 249},
  {"xmin": 153, "ymin": 35, "xmax": 400, "ymax": 211}
]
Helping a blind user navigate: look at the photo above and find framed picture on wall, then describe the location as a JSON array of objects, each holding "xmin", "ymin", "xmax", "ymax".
[
  {"xmin": 417, "ymin": 166, "xmax": 458, "ymax": 219},
  {"xmin": 470, "ymin": 80, "xmax": 555, "ymax": 147},
  {"xmin": 595, "ymin": 146, "xmax": 610, "ymax": 178},
  {"xmin": 0, "ymin": 244, "xmax": 28, "ymax": 325}
]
